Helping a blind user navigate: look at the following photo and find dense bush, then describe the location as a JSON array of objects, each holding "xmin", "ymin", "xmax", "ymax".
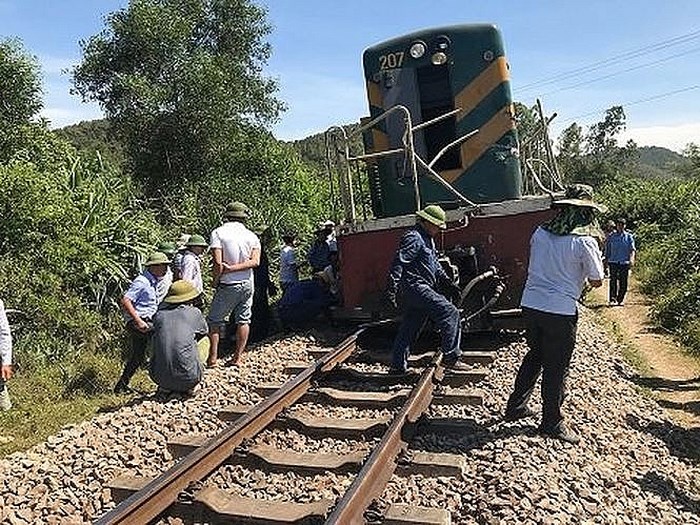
[
  {"xmin": 0, "ymin": 146, "xmax": 164, "ymax": 370},
  {"xmin": 599, "ymin": 176, "xmax": 700, "ymax": 353}
]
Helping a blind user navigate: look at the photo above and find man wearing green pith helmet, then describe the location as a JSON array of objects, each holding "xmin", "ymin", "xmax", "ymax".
[{"xmin": 386, "ymin": 204, "xmax": 468, "ymax": 374}]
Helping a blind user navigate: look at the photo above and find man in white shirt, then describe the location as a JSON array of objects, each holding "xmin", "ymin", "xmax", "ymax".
[
  {"xmin": 504, "ymin": 184, "xmax": 605, "ymax": 444},
  {"xmin": 0, "ymin": 299, "xmax": 13, "ymax": 411},
  {"xmin": 207, "ymin": 202, "xmax": 260, "ymax": 367}
]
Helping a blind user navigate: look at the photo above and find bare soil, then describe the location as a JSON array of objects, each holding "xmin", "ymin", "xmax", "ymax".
[{"xmin": 591, "ymin": 276, "xmax": 700, "ymax": 428}]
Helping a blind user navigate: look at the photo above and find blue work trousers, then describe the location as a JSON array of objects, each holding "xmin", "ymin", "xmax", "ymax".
[{"xmin": 391, "ymin": 284, "xmax": 462, "ymax": 371}]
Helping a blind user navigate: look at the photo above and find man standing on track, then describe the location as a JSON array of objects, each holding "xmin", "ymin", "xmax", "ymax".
[
  {"xmin": 386, "ymin": 204, "xmax": 467, "ymax": 374},
  {"xmin": 504, "ymin": 184, "xmax": 605, "ymax": 444},
  {"xmin": 206, "ymin": 202, "xmax": 260, "ymax": 367},
  {"xmin": 605, "ymin": 218, "xmax": 636, "ymax": 306}
]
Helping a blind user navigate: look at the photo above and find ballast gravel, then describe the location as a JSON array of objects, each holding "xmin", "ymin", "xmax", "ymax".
[{"xmin": 0, "ymin": 312, "xmax": 698, "ymax": 524}]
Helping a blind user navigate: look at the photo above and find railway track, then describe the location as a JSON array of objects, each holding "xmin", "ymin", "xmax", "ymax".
[{"xmin": 97, "ymin": 323, "xmax": 498, "ymax": 524}]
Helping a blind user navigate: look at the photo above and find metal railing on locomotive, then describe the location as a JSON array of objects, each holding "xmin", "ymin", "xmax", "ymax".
[
  {"xmin": 324, "ymin": 104, "xmax": 479, "ymax": 224},
  {"xmin": 519, "ymin": 99, "xmax": 565, "ymax": 197}
]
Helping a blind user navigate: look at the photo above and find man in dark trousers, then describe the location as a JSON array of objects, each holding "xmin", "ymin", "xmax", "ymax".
[
  {"xmin": 504, "ymin": 184, "xmax": 605, "ymax": 444},
  {"xmin": 605, "ymin": 218, "xmax": 636, "ymax": 306},
  {"xmin": 115, "ymin": 251, "xmax": 171, "ymax": 394},
  {"xmin": 386, "ymin": 204, "xmax": 467, "ymax": 374}
]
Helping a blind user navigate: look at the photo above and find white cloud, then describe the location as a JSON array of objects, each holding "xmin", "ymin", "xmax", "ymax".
[
  {"xmin": 620, "ymin": 123, "xmax": 700, "ymax": 153},
  {"xmin": 39, "ymin": 55, "xmax": 78, "ymax": 76}
]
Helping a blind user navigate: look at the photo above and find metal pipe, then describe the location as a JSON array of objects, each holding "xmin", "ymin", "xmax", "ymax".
[
  {"xmin": 413, "ymin": 107, "xmax": 462, "ymax": 131},
  {"xmin": 414, "ymin": 155, "xmax": 478, "ymax": 208},
  {"xmin": 459, "ymin": 267, "xmax": 497, "ymax": 306},
  {"xmin": 428, "ymin": 128, "xmax": 480, "ymax": 170}
]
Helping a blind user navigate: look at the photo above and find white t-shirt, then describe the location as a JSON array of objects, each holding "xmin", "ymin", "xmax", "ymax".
[
  {"xmin": 210, "ymin": 222, "xmax": 261, "ymax": 283},
  {"xmin": 521, "ymin": 227, "xmax": 604, "ymax": 316},
  {"xmin": 279, "ymin": 245, "xmax": 298, "ymax": 284},
  {"xmin": 180, "ymin": 251, "xmax": 203, "ymax": 292}
]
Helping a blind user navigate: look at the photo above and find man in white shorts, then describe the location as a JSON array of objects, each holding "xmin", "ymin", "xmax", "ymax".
[{"xmin": 207, "ymin": 202, "xmax": 260, "ymax": 367}]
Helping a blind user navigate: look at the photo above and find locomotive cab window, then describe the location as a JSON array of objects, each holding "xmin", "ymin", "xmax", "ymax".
[{"xmin": 416, "ymin": 64, "xmax": 461, "ymax": 172}]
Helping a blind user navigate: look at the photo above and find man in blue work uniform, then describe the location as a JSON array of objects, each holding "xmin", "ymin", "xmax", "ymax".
[
  {"xmin": 386, "ymin": 204, "xmax": 466, "ymax": 374},
  {"xmin": 605, "ymin": 218, "xmax": 636, "ymax": 306}
]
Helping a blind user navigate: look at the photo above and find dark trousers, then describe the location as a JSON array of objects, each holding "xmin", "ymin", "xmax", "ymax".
[
  {"xmin": 0, "ymin": 377, "xmax": 5, "ymax": 392},
  {"xmin": 249, "ymin": 291, "xmax": 270, "ymax": 343},
  {"xmin": 391, "ymin": 284, "xmax": 461, "ymax": 371},
  {"xmin": 116, "ymin": 321, "xmax": 153, "ymax": 388},
  {"xmin": 608, "ymin": 263, "xmax": 630, "ymax": 303},
  {"xmin": 506, "ymin": 307, "xmax": 578, "ymax": 432}
]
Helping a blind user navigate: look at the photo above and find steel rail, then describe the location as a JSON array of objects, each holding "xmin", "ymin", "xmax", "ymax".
[
  {"xmin": 96, "ymin": 330, "xmax": 363, "ymax": 525},
  {"xmin": 325, "ymin": 352, "xmax": 443, "ymax": 524}
]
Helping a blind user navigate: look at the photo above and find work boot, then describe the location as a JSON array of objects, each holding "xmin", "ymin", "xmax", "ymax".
[
  {"xmin": 443, "ymin": 356, "xmax": 470, "ymax": 372},
  {"xmin": 504, "ymin": 407, "xmax": 537, "ymax": 422},
  {"xmin": 113, "ymin": 381, "xmax": 134, "ymax": 395},
  {"xmin": 539, "ymin": 424, "xmax": 580, "ymax": 444},
  {"xmin": 0, "ymin": 388, "xmax": 11, "ymax": 411}
]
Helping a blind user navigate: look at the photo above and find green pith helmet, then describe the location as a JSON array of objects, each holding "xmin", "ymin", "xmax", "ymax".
[
  {"xmin": 416, "ymin": 204, "xmax": 447, "ymax": 230},
  {"xmin": 554, "ymin": 184, "xmax": 608, "ymax": 213},
  {"xmin": 144, "ymin": 251, "xmax": 171, "ymax": 266},
  {"xmin": 156, "ymin": 241, "xmax": 177, "ymax": 257},
  {"xmin": 186, "ymin": 234, "xmax": 208, "ymax": 247},
  {"xmin": 164, "ymin": 280, "xmax": 200, "ymax": 304},
  {"xmin": 223, "ymin": 201, "xmax": 249, "ymax": 220}
]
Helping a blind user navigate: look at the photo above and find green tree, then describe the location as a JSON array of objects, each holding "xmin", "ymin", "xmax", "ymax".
[
  {"xmin": 72, "ymin": 0, "xmax": 284, "ymax": 183},
  {"xmin": 557, "ymin": 123, "xmax": 585, "ymax": 182},
  {"xmin": 0, "ymin": 38, "xmax": 42, "ymax": 127},
  {"xmin": 677, "ymin": 142, "xmax": 700, "ymax": 178}
]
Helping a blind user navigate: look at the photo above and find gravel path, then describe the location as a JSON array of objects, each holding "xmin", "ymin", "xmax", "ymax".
[{"xmin": 0, "ymin": 311, "xmax": 699, "ymax": 524}]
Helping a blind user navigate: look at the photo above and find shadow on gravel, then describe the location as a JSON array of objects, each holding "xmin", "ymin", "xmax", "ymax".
[
  {"xmin": 417, "ymin": 418, "xmax": 538, "ymax": 452},
  {"xmin": 657, "ymin": 398, "xmax": 700, "ymax": 416},
  {"xmin": 626, "ymin": 413, "xmax": 700, "ymax": 462},
  {"xmin": 637, "ymin": 471, "xmax": 700, "ymax": 516}
]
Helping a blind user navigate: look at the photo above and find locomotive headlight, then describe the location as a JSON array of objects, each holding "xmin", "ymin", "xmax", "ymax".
[
  {"xmin": 409, "ymin": 42, "xmax": 426, "ymax": 59},
  {"xmin": 431, "ymin": 51, "xmax": 448, "ymax": 65}
]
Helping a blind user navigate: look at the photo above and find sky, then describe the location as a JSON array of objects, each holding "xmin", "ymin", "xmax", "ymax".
[{"xmin": 1, "ymin": 0, "xmax": 699, "ymax": 152}]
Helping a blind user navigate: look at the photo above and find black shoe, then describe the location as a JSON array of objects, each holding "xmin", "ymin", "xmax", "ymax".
[
  {"xmin": 504, "ymin": 407, "xmax": 537, "ymax": 422},
  {"xmin": 539, "ymin": 424, "xmax": 580, "ymax": 444},
  {"xmin": 387, "ymin": 367, "xmax": 408, "ymax": 376}
]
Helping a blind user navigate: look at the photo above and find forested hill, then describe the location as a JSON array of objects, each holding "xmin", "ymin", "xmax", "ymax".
[
  {"xmin": 630, "ymin": 146, "xmax": 691, "ymax": 179},
  {"xmin": 55, "ymin": 119, "xmax": 126, "ymax": 168}
]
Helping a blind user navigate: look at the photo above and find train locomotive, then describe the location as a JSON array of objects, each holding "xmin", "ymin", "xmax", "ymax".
[{"xmin": 324, "ymin": 24, "xmax": 564, "ymax": 331}]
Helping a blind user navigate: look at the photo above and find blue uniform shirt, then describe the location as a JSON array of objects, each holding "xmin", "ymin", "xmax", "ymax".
[
  {"xmin": 605, "ymin": 231, "xmax": 636, "ymax": 264},
  {"xmin": 122, "ymin": 270, "xmax": 160, "ymax": 322},
  {"xmin": 308, "ymin": 241, "xmax": 331, "ymax": 272},
  {"xmin": 387, "ymin": 224, "xmax": 449, "ymax": 293}
]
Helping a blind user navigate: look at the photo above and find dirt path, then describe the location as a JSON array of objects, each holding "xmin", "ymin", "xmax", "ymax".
[{"xmin": 591, "ymin": 277, "xmax": 700, "ymax": 428}]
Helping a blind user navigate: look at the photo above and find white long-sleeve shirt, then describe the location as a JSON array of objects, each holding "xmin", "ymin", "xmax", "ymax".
[{"xmin": 0, "ymin": 299, "xmax": 12, "ymax": 366}]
